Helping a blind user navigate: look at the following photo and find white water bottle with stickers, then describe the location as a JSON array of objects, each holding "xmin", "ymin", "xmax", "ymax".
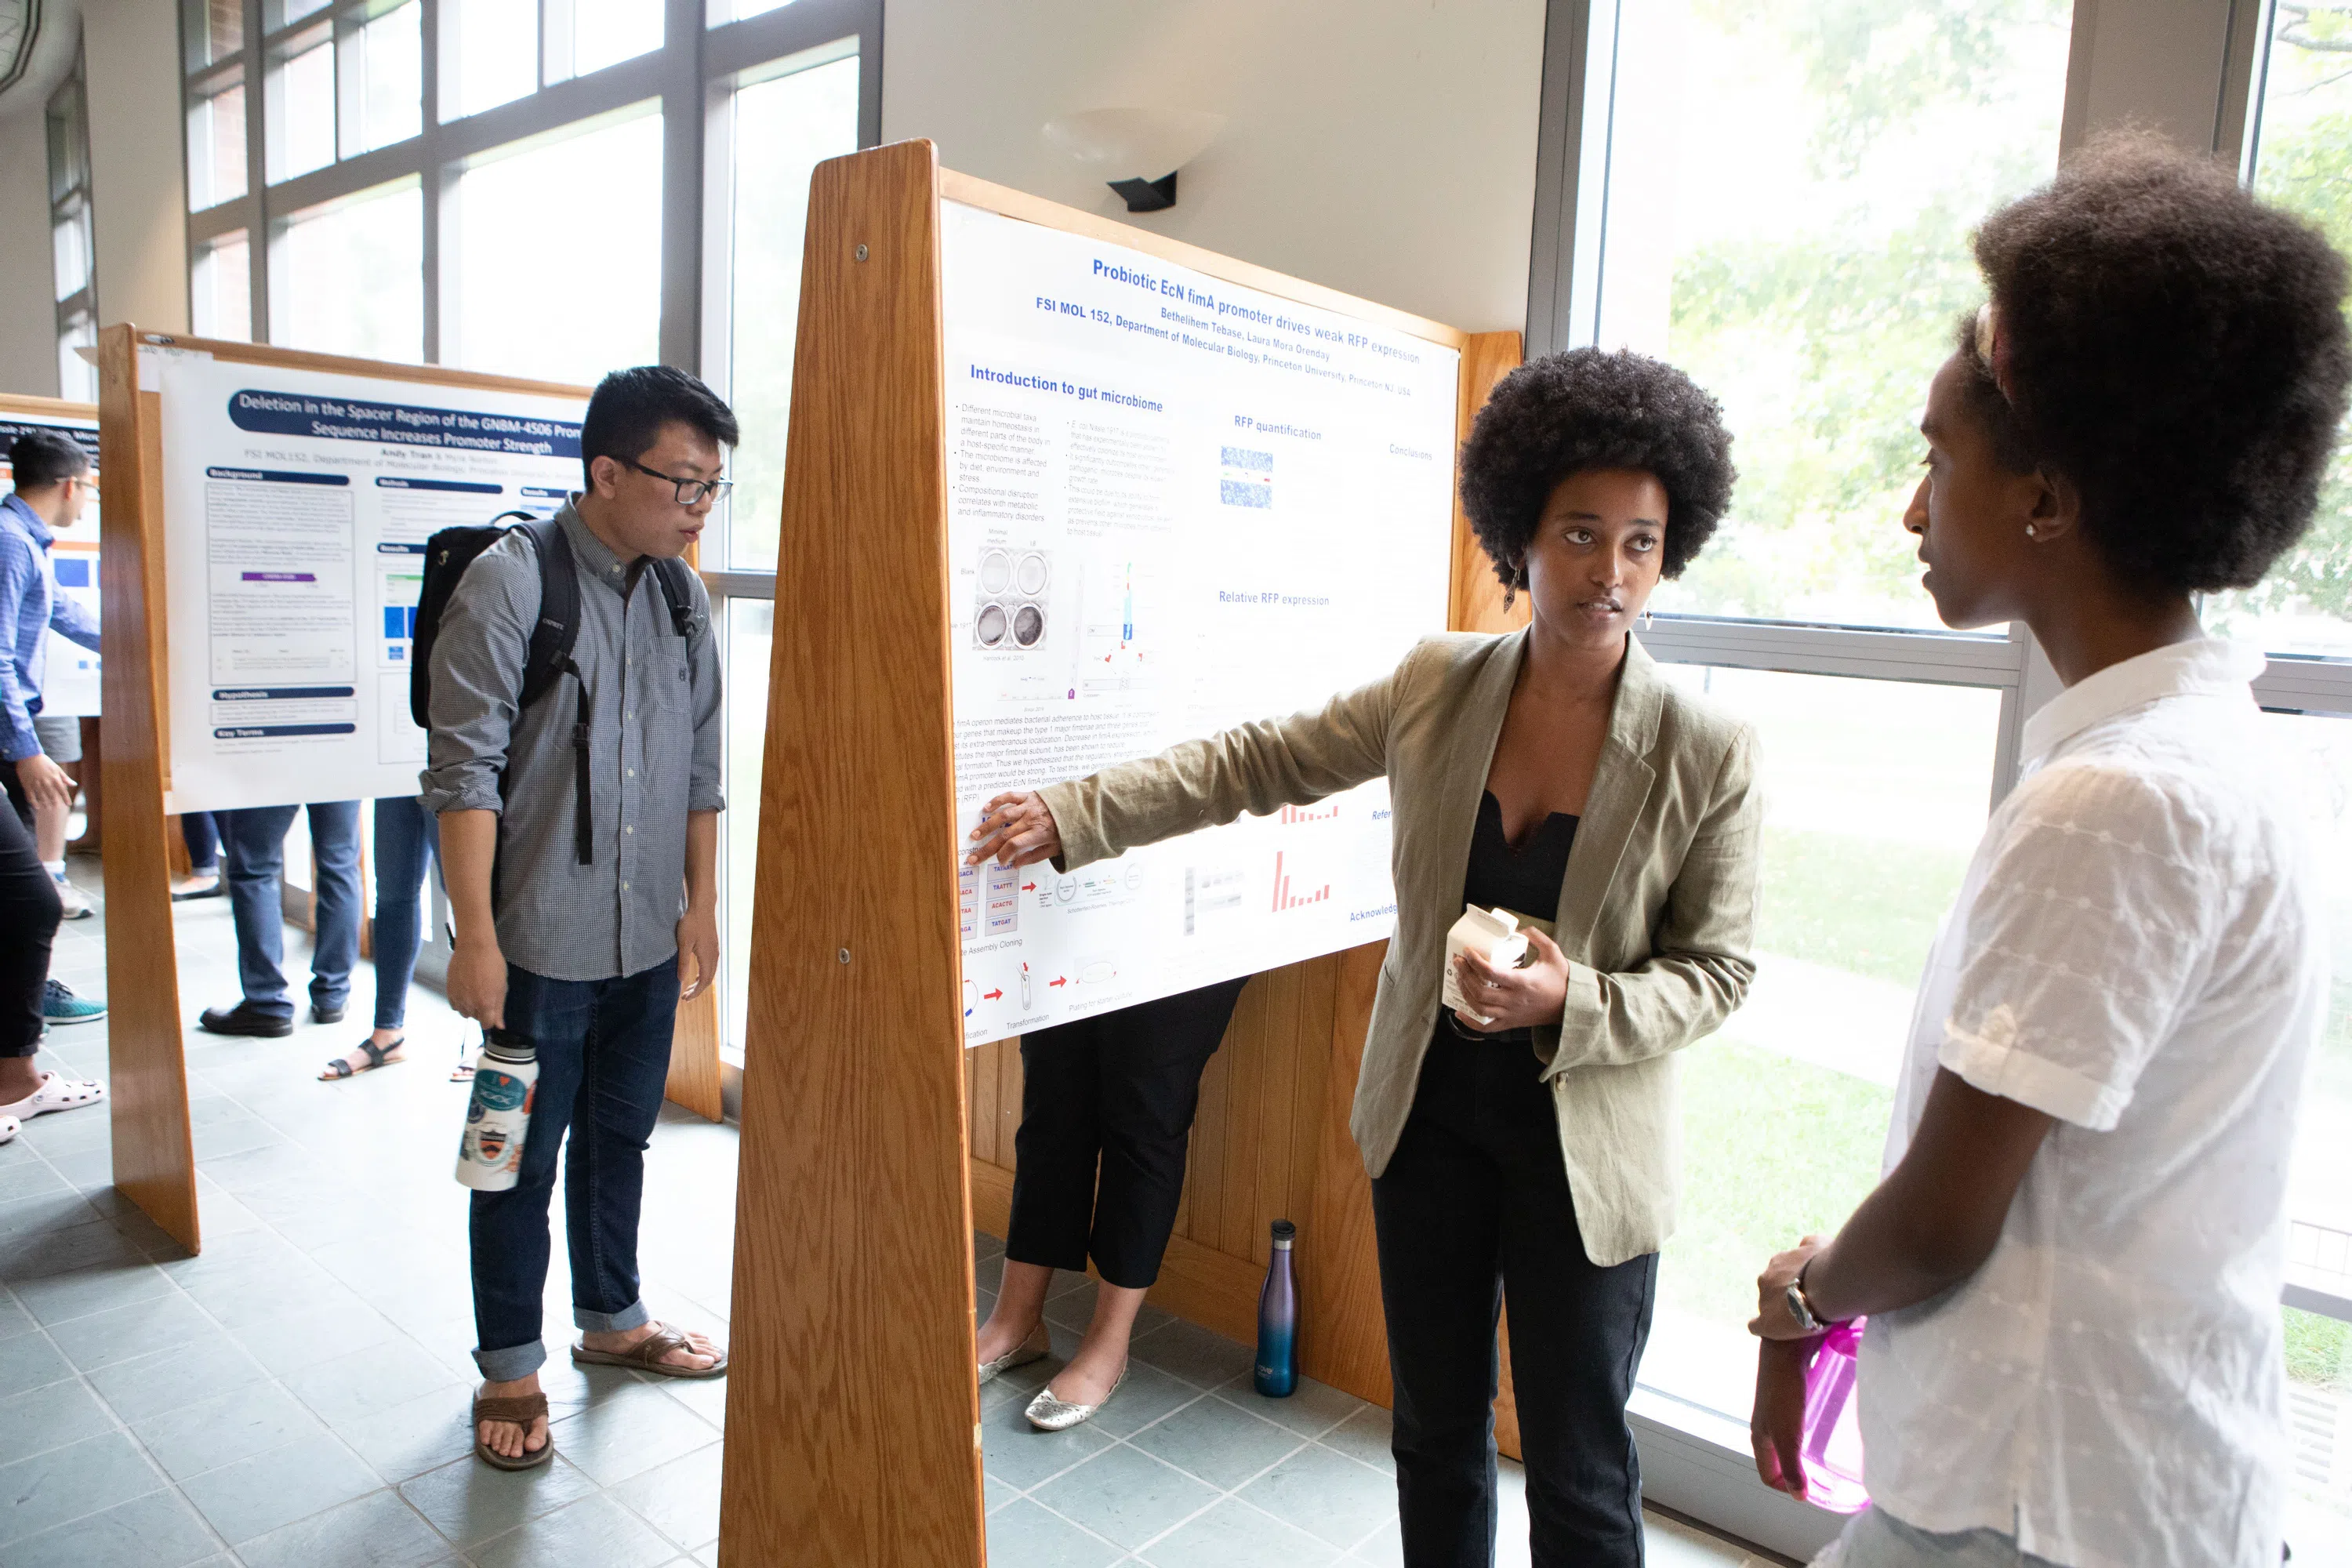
[{"xmin": 455, "ymin": 1029, "xmax": 539, "ymax": 1191}]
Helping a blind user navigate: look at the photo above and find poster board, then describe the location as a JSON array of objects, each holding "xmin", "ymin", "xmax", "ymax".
[
  {"xmin": 0, "ymin": 394, "xmax": 102, "ymax": 717},
  {"xmin": 941, "ymin": 201, "xmax": 1459, "ymax": 1046},
  {"xmin": 147, "ymin": 352, "xmax": 581, "ymax": 815},
  {"xmin": 723, "ymin": 140, "xmax": 1516, "ymax": 1568},
  {"xmin": 96, "ymin": 329, "xmax": 727, "ymax": 1255}
]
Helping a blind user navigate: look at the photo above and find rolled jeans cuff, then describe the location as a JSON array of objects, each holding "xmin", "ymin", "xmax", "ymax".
[
  {"xmin": 575, "ymin": 1298, "xmax": 650, "ymax": 1334},
  {"xmin": 474, "ymin": 1338, "xmax": 546, "ymax": 1381}
]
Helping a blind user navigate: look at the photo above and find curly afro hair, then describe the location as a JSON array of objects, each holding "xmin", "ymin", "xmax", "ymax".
[
  {"xmin": 1458, "ymin": 347, "xmax": 1736, "ymax": 596},
  {"xmin": 1965, "ymin": 132, "xmax": 2351, "ymax": 595}
]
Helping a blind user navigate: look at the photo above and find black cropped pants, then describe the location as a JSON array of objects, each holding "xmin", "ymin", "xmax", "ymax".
[
  {"xmin": 1005, "ymin": 976, "xmax": 1250, "ymax": 1290},
  {"xmin": 0, "ymin": 782, "xmax": 60, "ymax": 1058}
]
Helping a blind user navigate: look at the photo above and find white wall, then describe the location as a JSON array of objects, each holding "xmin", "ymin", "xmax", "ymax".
[
  {"xmin": 0, "ymin": 106, "xmax": 58, "ymax": 397},
  {"xmin": 882, "ymin": 0, "xmax": 1548, "ymax": 336},
  {"xmin": 82, "ymin": 0, "xmax": 188, "ymax": 334}
]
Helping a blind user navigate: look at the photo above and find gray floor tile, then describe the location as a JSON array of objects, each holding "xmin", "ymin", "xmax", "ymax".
[
  {"xmin": 0, "ymin": 1430, "xmax": 165, "ymax": 1546},
  {"xmin": 232, "ymin": 1487, "xmax": 454, "ymax": 1568},
  {"xmin": 45, "ymin": 1291, "xmax": 219, "ymax": 1373},
  {"xmin": 1347, "ymin": 1519, "xmax": 1402, "ymax": 1568},
  {"xmin": 131, "ymin": 1384, "xmax": 330, "ymax": 1483},
  {"xmin": 544, "ymin": 1385, "xmax": 718, "ymax": 1489},
  {"xmin": 0, "ymin": 1487, "xmax": 222, "ymax": 1568},
  {"xmin": 177, "ymin": 1265, "xmax": 360, "ymax": 1331},
  {"xmin": 1318, "ymin": 1406, "xmax": 1395, "ymax": 1474},
  {"xmin": 0, "ymin": 1163, "xmax": 71, "ymax": 1207},
  {"xmin": 1138, "ymin": 1495, "xmax": 1345, "ymax": 1568},
  {"xmin": 983, "ymin": 1497, "xmax": 1127, "ymax": 1568},
  {"xmin": 0, "ymin": 1377, "xmax": 114, "ymax": 1466},
  {"xmin": 1646, "ymin": 1512, "xmax": 1759, "ymax": 1567},
  {"xmin": 1238, "ymin": 1442, "xmax": 1396, "ymax": 1551},
  {"xmin": 657, "ymin": 1369, "xmax": 728, "ymax": 1429},
  {"xmin": 1086, "ymin": 1363, "xmax": 1210, "ymax": 1439},
  {"xmin": 332, "ymin": 1386, "xmax": 477, "ymax": 1484},
  {"xmin": 1031, "ymin": 1443, "xmax": 1220, "ymax": 1551},
  {"xmin": 981, "ymin": 1398, "xmax": 1116, "ymax": 1490},
  {"xmin": 8, "ymin": 1261, "xmax": 176, "ymax": 1327},
  {"xmin": 1127, "ymin": 1394, "xmax": 1306, "ymax": 1492},
  {"xmin": 0, "ymin": 1215, "xmax": 147, "ymax": 1282},
  {"xmin": 175, "ymin": 1435, "xmax": 380, "ymax": 1544},
  {"xmin": 398, "ymin": 1450, "xmax": 598, "ymax": 1548},
  {"xmin": 0, "ymin": 1293, "xmax": 36, "ymax": 1342},
  {"xmin": 0, "ymin": 1333, "xmax": 71, "ymax": 1400},
  {"xmin": 1130, "ymin": 1319, "xmax": 1254, "ymax": 1391},
  {"xmin": 985, "ymin": 1472, "xmax": 1019, "ymax": 1513},
  {"xmin": 468, "ymin": 1492, "xmax": 679, "ymax": 1568},
  {"xmin": 974, "ymin": 1251, "xmax": 1004, "ymax": 1295},
  {"xmin": 1043, "ymin": 1279, "xmax": 1176, "ymax": 1340},
  {"xmin": 1216, "ymin": 1376, "xmax": 1366, "ymax": 1439},
  {"xmin": 231, "ymin": 1299, "xmax": 406, "ymax": 1378},
  {"xmin": 84, "ymin": 1338, "xmax": 270, "ymax": 1425},
  {"xmin": 281, "ymin": 1339, "xmax": 465, "ymax": 1428},
  {"xmin": 606, "ymin": 1437, "xmax": 723, "ymax": 1551}
]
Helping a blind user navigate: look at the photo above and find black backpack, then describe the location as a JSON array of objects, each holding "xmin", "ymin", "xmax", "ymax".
[{"xmin": 410, "ymin": 512, "xmax": 696, "ymax": 866}]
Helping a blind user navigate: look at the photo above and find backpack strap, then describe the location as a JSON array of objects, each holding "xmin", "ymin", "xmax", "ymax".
[
  {"xmin": 514, "ymin": 520, "xmax": 594, "ymax": 868},
  {"xmin": 650, "ymin": 556, "xmax": 700, "ymax": 639}
]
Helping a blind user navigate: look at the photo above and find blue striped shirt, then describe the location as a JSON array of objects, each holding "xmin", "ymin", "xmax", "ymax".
[{"xmin": 0, "ymin": 493, "xmax": 100, "ymax": 762}]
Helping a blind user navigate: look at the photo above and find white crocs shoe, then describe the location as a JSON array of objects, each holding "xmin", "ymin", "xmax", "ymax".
[
  {"xmin": 0, "ymin": 1073, "xmax": 105, "ymax": 1120},
  {"xmin": 0, "ymin": 1116, "xmax": 20, "ymax": 1145}
]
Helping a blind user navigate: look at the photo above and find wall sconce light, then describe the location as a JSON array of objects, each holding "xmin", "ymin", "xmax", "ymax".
[{"xmin": 1041, "ymin": 108, "xmax": 1226, "ymax": 212}]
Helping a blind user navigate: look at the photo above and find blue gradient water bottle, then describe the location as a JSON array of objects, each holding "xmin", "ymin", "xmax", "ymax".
[{"xmin": 1255, "ymin": 1219, "xmax": 1298, "ymax": 1396}]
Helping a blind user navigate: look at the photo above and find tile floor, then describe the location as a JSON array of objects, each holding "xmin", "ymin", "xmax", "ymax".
[{"xmin": 7, "ymin": 856, "xmax": 1781, "ymax": 1566}]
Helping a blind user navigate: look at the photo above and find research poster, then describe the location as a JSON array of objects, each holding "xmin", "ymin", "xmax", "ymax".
[
  {"xmin": 153, "ymin": 347, "xmax": 582, "ymax": 813},
  {"xmin": 0, "ymin": 410, "xmax": 102, "ymax": 717},
  {"xmin": 943, "ymin": 201, "xmax": 1460, "ymax": 1047}
]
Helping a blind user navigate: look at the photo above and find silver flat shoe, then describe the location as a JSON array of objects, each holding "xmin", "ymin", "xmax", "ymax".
[
  {"xmin": 978, "ymin": 1321, "xmax": 1052, "ymax": 1386},
  {"xmin": 1024, "ymin": 1363, "xmax": 1126, "ymax": 1432}
]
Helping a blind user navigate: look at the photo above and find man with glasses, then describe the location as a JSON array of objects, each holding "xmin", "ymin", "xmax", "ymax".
[{"xmin": 421, "ymin": 365, "xmax": 735, "ymax": 1468}]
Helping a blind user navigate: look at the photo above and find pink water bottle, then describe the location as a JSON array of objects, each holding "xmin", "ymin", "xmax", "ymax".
[{"xmin": 1797, "ymin": 1318, "xmax": 1869, "ymax": 1512}]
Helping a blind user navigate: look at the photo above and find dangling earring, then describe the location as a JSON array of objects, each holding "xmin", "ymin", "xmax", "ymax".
[{"xmin": 1639, "ymin": 608, "xmax": 1653, "ymax": 630}]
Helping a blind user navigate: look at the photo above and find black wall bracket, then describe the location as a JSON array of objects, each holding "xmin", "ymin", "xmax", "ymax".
[{"xmin": 1107, "ymin": 172, "xmax": 1179, "ymax": 212}]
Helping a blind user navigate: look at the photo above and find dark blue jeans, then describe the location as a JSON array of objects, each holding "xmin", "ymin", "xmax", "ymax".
[
  {"xmin": 470, "ymin": 956, "xmax": 679, "ymax": 1381},
  {"xmin": 180, "ymin": 811, "xmax": 220, "ymax": 873},
  {"xmin": 369, "ymin": 798, "xmax": 439, "ymax": 1032},
  {"xmin": 217, "ymin": 802, "xmax": 362, "ymax": 1020}
]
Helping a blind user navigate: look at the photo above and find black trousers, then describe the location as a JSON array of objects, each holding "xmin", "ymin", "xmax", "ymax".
[
  {"xmin": 0, "ymin": 778, "xmax": 60, "ymax": 1058},
  {"xmin": 1372, "ymin": 1028, "xmax": 1658, "ymax": 1568},
  {"xmin": 1006, "ymin": 976, "xmax": 1250, "ymax": 1290}
]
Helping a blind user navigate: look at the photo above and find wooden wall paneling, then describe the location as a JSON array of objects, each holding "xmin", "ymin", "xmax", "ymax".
[
  {"xmin": 1449, "ymin": 332, "xmax": 1532, "ymax": 637},
  {"xmin": 1301, "ymin": 938, "xmax": 1389, "ymax": 1403},
  {"xmin": 992, "ymin": 1037, "xmax": 1021, "ymax": 1163},
  {"xmin": 663, "ymin": 986, "xmax": 724, "ymax": 1123},
  {"xmin": 1247, "ymin": 961, "xmax": 1305, "ymax": 1266},
  {"xmin": 717, "ymin": 142, "xmax": 985, "ymax": 1568},
  {"xmin": 1182, "ymin": 1022, "xmax": 1232, "ymax": 1247},
  {"xmin": 94, "ymin": 325, "xmax": 200, "ymax": 1255}
]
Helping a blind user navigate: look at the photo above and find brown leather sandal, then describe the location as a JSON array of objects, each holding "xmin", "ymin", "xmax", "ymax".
[
  {"xmin": 472, "ymin": 1391, "xmax": 554, "ymax": 1470},
  {"xmin": 570, "ymin": 1323, "xmax": 728, "ymax": 1379}
]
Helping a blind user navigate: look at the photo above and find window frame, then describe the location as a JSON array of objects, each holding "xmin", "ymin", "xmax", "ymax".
[{"xmin": 46, "ymin": 58, "xmax": 98, "ymax": 402}]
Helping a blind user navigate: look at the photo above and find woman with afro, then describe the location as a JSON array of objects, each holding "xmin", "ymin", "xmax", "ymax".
[
  {"xmin": 970, "ymin": 347, "xmax": 1761, "ymax": 1563},
  {"xmin": 1748, "ymin": 134, "xmax": 2350, "ymax": 1568}
]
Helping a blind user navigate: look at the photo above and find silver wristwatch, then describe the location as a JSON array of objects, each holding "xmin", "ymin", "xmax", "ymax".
[{"xmin": 1784, "ymin": 1262, "xmax": 1828, "ymax": 1334}]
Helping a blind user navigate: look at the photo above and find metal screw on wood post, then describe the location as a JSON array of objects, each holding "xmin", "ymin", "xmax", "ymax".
[
  {"xmin": 854, "ymin": 245, "xmax": 869, "ymax": 261},
  {"xmin": 838, "ymin": 949, "xmax": 851, "ymax": 964}
]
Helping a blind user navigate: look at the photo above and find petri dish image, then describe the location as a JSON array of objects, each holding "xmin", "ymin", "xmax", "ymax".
[
  {"xmin": 1013, "ymin": 604, "xmax": 1044, "ymax": 647},
  {"xmin": 978, "ymin": 550, "xmax": 1012, "ymax": 594},
  {"xmin": 975, "ymin": 603, "xmax": 1009, "ymax": 647},
  {"xmin": 1015, "ymin": 552, "xmax": 1050, "ymax": 596}
]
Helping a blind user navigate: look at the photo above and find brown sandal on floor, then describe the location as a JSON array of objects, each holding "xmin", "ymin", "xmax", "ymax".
[
  {"xmin": 472, "ymin": 1392, "xmax": 554, "ymax": 1470},
  {"xmin": 570, "ymin": 1323, "xmax": 729, "ymax": 1380}
]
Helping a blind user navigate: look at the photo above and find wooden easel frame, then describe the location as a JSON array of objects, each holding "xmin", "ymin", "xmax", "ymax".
[
  {"xmin": 720, "ymin": 139, "xmax": 1523, "ymax": 1565},
  {"xmin": 94, "ymin": 326, "xmax": 728, "ymax": 1253}
]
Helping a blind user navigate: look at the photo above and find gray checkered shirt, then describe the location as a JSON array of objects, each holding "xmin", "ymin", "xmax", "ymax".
[{"xmin": 419, "ymin": 502, "xmax": 724, "ymax": 981}]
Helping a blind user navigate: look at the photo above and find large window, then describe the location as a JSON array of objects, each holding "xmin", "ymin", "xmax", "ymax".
[
  {"xmin": 45, "ymin": 64, "xmax": 97, "ymax": 403},
  {"xmin": 1563, "ymin": 0, "xmax": 2071, "ymax": 1433},
  {"xmin": 186, "ymin": 0, "xmax": 880, "ymax": 1065}
]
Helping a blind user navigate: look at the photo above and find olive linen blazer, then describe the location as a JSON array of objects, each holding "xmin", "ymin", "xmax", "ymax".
[{"xmin": 1036, "ymin": 629, "xmax": 1762, "ymax": 1266}]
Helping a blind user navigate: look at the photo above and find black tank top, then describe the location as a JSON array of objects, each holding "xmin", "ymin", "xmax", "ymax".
[{"xmin": 1449, "ymin": 791, "xmax": 1578, "ymax": 1044}]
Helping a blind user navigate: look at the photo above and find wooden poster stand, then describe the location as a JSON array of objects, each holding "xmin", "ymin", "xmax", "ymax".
[
  {"xmin": 721, "ymin": 139, "xmax": 1525, "ymax": 1565},
  {"xmin": 93, "ymin": 326, "xmax": 728, "ymax": 1254}
]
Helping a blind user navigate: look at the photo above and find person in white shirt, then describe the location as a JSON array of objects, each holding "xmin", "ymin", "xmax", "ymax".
[{"xmin": 1746, "ymin": 132, "xmax": 2351, "ymax": 1568}]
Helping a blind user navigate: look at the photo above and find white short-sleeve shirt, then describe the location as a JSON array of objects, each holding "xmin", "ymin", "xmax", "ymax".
[{"xmin": 1859, "ymin": 640, "xmax": 2324, "ymax": 1568}]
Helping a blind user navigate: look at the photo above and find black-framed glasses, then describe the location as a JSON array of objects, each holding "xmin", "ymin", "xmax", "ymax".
[{"xmin": 622, "ymin": 457, "xmax": 733, "ymax": 506}]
